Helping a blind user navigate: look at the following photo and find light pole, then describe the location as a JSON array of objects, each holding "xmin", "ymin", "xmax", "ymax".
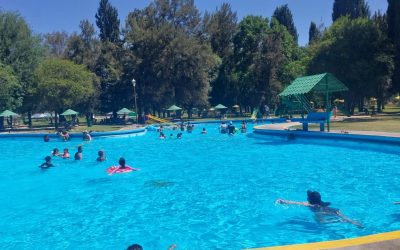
[{"xmin": 132, "ymin": 78, "xmax": 138, "ymax": 124}]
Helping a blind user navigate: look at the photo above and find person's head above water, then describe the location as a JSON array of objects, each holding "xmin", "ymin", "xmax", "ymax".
[
  {"xmin": 98, "ymin": 150, "xmax": 104, "ymax": 156},
  {"xmin": 307, "ymin": 190, "xmax": 330, "ymax": 207},
  {"xmin": 127, "ymin": 244, "xmax": 143, "ymax": 250},
  {"xmin": 45, "ymin": 156, "xmax": 51, "ymax": 162},
  {"xmin": 119, "ymin": 157, "xmax": 126, "ymax": 167}
]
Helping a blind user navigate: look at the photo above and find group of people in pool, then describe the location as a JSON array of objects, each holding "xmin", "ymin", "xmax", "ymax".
[
  {"xmin": 43, "ymin": 130, "xmax": 92, "ymax": 142},
  {"xmin": 39, "ymin": 146, "xmax": 108, "ymax": 169},
  {"xmin": 219, "ymin": 121, "xmax": 247, "ymax": 135}
]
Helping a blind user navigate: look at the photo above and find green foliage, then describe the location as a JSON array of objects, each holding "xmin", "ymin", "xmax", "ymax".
[
  {"xmin": 272, "ymin": 4, "xmax": 298, "ymax": 43},
  {"xmin": 387, "ymin": 0, "xmax": 400, "ymax": 92},
  {"xmin": 44, "ymin": 31, "xmax": 69, "ymax": 58},
  {"xmin": 332, "ymin": 0, "xmax": 370, "ymax": 21},
  {"xmin": 35, "ymin": 58, "xmax": 96, "ymax": 113},
  {"xmin": 0, "ymin": 63, "xmax": 21, "ymax": 110},
  {"xmin": 95, "ymin": 0, "xmax": 120, "ymax": 43},
  {"xmin": 0, "ymin": 11, "xmax": 44, "ymax": 112},
  {"xmin": 308, "ymin": 17, "xmax": 393, "ymax": 112},
  {"xmin": 308, "ymin": 22, "xmax": 321, "ymax": 44}
]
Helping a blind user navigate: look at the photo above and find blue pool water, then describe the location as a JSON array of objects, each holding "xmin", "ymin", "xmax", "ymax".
[{"xmin": 0, "ymin": 123, "xmax": 400, "ymax": 250}]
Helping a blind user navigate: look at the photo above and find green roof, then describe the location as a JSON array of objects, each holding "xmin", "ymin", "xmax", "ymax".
[
  {"xmin": 279, "ymin": 73, "xmax": 348, "ymax": 97},
  {"xmin": 60, "ymin": 109, "xmax": 79, "ymax": 116},
  {"xmin": 117, "ymin": 108, "xmax": 133, "ymax": 115},
  {"xmin": 0, "ymin": 110, "xmax": 19, "ymax": 117},
  {"xmin": 214, "ymin": 104, "xmax": 227, "ymax": 109},
  {"xmin": 166, "ymin": 105, "xmax": 182, "ymax": 111}
]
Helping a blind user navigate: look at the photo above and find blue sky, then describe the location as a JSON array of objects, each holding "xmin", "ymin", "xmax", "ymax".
[{"xmin": 0, "ymin": 0, "xmax": 388, "ymax": 46}]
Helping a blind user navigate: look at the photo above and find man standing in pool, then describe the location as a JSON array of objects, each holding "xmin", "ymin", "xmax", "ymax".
[
  {"xmin": 276, "ymin": 190, "xmax": 363, "ymax": 228},
  {"xmin": 74, "ymin": 145, "xmax": 83, "ymax": 160}
]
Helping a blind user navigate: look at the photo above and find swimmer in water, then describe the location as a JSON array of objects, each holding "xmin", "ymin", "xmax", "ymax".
[
  {"xmin": 52, "ymin": 148, "xmax": 61, "ymax": 156},
  {"xmin": 74, "ymin": 145, "xmax": 83, "ymax": 160},
  {"xmin": 39, "ymin": 156, "xmax": 55, "ymax": 169},
  {"xmin": 97, "ymin": 150, "xmax": 106, "ymax": 162},
  {"xmin": 43, "ymin": 135, "xmax": 50, "ymax": 142},
  {"xmin": 61, "ymin": 148, "xmax": 70, "ymax": 159},
  {"xmin": 276, "ymin": 190, "xmax": 363, "ymax": 228},
  {"xmin": 159, "ymin": 132, "xmax": 166, "ymax": 139},
  {"xmin": 118, "ymin": 157, "xmax": 126, "ymax": 169},
  {"xmin": 201, "ymin": 128, "xmax": 207, "ymax": 134},
  {"xmin": 169, "ymin": 133, "xmax": 174, "ymax": 139},
  {"xmin": 83, "ymin": 131, "xmax": 92, "ymax": 141},
  {"xmin": 177, "ymin": 133, "xmax": 182, "ymax": 139}
]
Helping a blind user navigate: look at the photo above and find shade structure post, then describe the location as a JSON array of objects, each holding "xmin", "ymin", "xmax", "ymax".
[{"xmin": 325, "ymin": 75, "xmax": 330, "ymax": 132}]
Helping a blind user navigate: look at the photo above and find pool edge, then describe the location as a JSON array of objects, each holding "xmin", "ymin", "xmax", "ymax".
[{"xmin": 246, "ymin": 230, "xmax": 400, "ymax": 250}]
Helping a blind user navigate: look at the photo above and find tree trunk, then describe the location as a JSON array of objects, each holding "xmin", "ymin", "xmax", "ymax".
[
  {"xmin": 28, "ymin": 111, "xmax": 32, "ymax": 128},
  {"xmin": 54, "ymin": 111, "xmax": 59, "ymax": 129}
]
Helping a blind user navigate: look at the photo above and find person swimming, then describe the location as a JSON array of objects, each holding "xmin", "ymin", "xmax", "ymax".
[
  {"xmin": 177, "ymin": 133, "xmax": 182, "ymax": 139},
  {"xmin": 276, "ymin": 190, "xmax": 363, "ymax": 228},
  {"xmin": 169, "ymin": 133, "xmax": 174, "ymax": 139},
  {"xmin": 52, "ymin": 148, "xmax": 61, "ymax": 156},
  {"xmin": 43, "ymin": 135, "xmax": 50, "ymax": 142},
  {"xmin": 118, "ymin": 157, "xmax": 127, "ymax": 169},
  {"xmin": 83, "ymin": 131, "xmax": 92, "ymax": 141},
  {"xmin": 219, "ymin": 122, "xmax": 227, "ymax": 134},
  {"xmin": 61, "ymin": 148, "xmax": 70, "ymax": 159},
  {"xmin": 97, "ymin": 150, "xmax": 106, "ymax": 162},
  {"xmin": 39, "ymin": 156, "xmax": 55, "ymax": 169},
  {"xmin": 159, "ymin": 132, "xmax": 166, "ymax": 139},
  {"xmin": 241, "ymin": 121, "xmax": 247, "ymax": 133},
  {"xmin": 59, "ymin": 131, "xmax": 70, "ymax": 141},
  {"xmin": 227, "ymin": 121, "xmax": 235, "ymax": 135},
  {"xmin": 201, "ymin": 128, "xmax": 207, "ymax": 134},
  {"xmin": 74, "ymin": 145, "xmax": 83, "ymax": 160}
]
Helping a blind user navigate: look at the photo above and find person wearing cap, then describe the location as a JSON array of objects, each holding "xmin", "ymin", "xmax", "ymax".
[
  {"xmin": 227, "ymin": 121, "xmax": 235, "ymax": 135},
  {"xmin": 276, "ymin": 190, "xmax": 363, "ymax": 228}
]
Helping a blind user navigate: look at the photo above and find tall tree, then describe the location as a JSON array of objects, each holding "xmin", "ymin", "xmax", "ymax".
[
  {"xmin": 0, "ymin": 11, "xmax": 44, "ymax": 126},
  {"xmin": 387, "ymin": 0, "xmax": 400, "ymax": 93},
  {"xmin": 95, "ymin": 0, "xmax": 120, "ymax": 43},
  {"xmin": 332, "ymin": 0, "xmax": 370, "ymax": 21},
  {"xmin": 272, "ymin": 4, "xmax": 298, "ymax": 43},
  {"xmin": 44, "ymin": 31, "xmax": 69, "ymax": 58},
  {"xmin": 308, "ymin": 21, "xmax": 321, "ymax": 44},
  {"xmin": 308, "ymin": 17, "xmax": 393, "ymax": 114},
  {"xmin": 34, "ymin": 58, "xmax": 96, "ymax": 128}
]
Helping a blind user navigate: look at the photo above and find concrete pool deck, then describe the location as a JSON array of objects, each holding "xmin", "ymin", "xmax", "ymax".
[
  {"xmin": 251, "ymin": 122, "xmax": 400, "ymax": 250},
  {"xmin": 249, "ymin": 230, "xmax": 400, "ymax": 250}
]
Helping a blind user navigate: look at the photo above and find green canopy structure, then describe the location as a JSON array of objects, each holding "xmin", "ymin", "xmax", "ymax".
[
  {"xmin": 214, "ymin": 104, "xmax": 227, "ymax": 109},
  {"xmin": 279, "ymin": 73, "xmax": 349, "ymax": 131},
  {"xmin": 0, "ymin": 110, "xmax": 19, "ymax": 117},
  {"xmin": 60, "ymin": 109, "xmax": 79, "ymax": 116},
  {"xmin": 128, "ymin": 111, "xmax": 137, "ymax": 117},
  {"xmin": 117, "ymin": 108, "xmax": 133, "ymax": 115},
  {"xmin": 167, "ymin": 105, "xmax": 182, "ymax": 111}
]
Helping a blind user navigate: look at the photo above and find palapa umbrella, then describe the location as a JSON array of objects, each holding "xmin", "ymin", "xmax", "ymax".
[
  {"xmin": 232, "ymin": 105, "xmax": 240, "ymax": 108},
  {"xmin": 117, "ymin": 108, "xmax": 133, "ymax": 115},
  {"xmin": 60, "ymin": 109, "xmax": 79, "ymax": 116},
  {"xmin": 166, "ymin": 105, "xmax": 182, "ymax": 111},
  {"xmin": 0, "ymin": 110, "xmax": 19, "ymax": 117},
  {"xmin": 214, "ymin": 104, "xmax": 227, "ymax": 109},
  {"xmin": 128, "ymin": 111, "xmax": 137, "ymax": 117}
]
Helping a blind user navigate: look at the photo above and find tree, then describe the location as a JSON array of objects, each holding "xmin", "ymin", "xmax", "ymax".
[
  {"xmin": 95, "ymin": 0, "xmax": 120, "ymax": 43},
  {"xmin": 0, "ymin": 11, "xmax": 44, "ymax": 126},
  {"xmin": 308, "ymin": 17, "xmax": 393, "ymax": 114},
  {"xmin": 65, "ymin": 20, "xmax": 100, "ymax": 71},
  {"xmin": 332, "ymin": 0, "xmax": 370, "ymax": 21},
  {"xmin": 387, "ymin": 0, "xmax": 400, "ymax": 93},
  {"xmin": 44, "ymin": 31, "xmax": 69, "ymax": 58},
  {"xmin": 272, "ymin": 4, "xmax": 298, "ymax": 43},
  {"xmin": 308, "ymin": 21, "xmax": 321, "ymax": 44},
  {"xmin": 0, "ymin": 64, "xmax": 21, "ymax": 129},
  {"xmin": 35, "ymin": 58, "xmax": 96, "ymax": 128}
]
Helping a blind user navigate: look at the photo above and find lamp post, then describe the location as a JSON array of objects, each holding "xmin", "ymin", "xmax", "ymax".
[{"xmin": 132, "ymin": 78, "xmax": 138, "ymax": 124}]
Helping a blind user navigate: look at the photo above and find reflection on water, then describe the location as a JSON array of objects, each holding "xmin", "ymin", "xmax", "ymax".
[{"xmin": 145, "ymin": 180, "xmax": 175, "ymax": 188}]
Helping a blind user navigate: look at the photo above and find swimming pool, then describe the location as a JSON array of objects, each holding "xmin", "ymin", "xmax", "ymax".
[{"xmin": 0, "ymin": 122, "xmax": 399, "ymax": 249}]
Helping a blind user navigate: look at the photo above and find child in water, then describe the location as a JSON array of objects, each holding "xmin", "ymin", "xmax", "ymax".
[
  {"xmin": 52, "ymin": 148, "xmax": 61, "ymax": 156},
  {"xmin": 97, "ymin": 150, "xmax": 106, "ymax": 162},
  {"xmin": 159, "ymin": 132, "xmax": 166, "ymax": 139},
  {"xmin": 118, "ymin": 157, "xmax": 126, "ymax": 169},
  {"xmin": 177, "ymin": 133, "xmax": 182, "ymax": 139},
  {"xmin": 201, "ymin": 128, "xmax": 207, "ymax": 134},
  {"xmin": 74, "ymin": 146, "xmax": 83, "ymax": 160},
  {"xmin": 39, "ymin": 156, "xmax": 54, "ymax": 169},
  {"xmin": 61, "ymin": 148, "xmax": 70, "ymax": 159}
]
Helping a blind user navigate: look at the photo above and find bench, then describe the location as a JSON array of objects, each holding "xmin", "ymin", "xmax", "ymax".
[{"xmin": 299, "ymin": 112, "xmax": 332, "ymax": 131}]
